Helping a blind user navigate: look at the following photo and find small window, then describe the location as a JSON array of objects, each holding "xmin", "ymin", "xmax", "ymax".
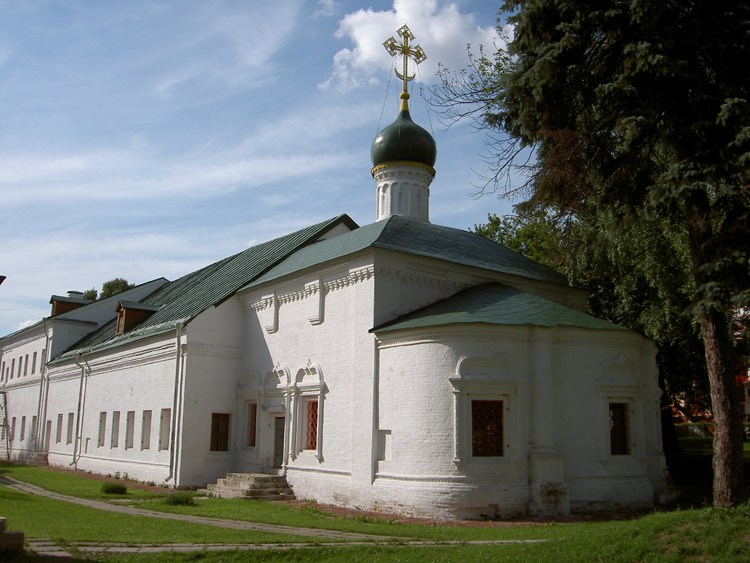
[
  {"xmin": 159, "ymin": 408, "xmax": 171, "ymax": 450},
  {"xmin": 246, "ymin": 402, "xmax": 257, "ymax": 447},
  {"xmin": 56, "ymin": 413, "xmax": 63, "ymax": 443},
  {"xmin": 66, "ymin": 413, "xmax": 74, "ymax": 444},
  {"xmin": 11, "ymin": 417, "xmax": 16, "ymax": 441},
  {"xmin": 116, "ymin": 311, "xmax": 126, "ymax": 335},
  {"xmin": 11, "ymin": 359, "xmax": 15, "ymax": 379},
  {"xmin": 471, "ymin": 400, "xmax": 504, "ymax": 457},
  {"xmin": 24, "ymin": 354, "xmax": 29, "ymax": 376},
  {"xmin": 125, "ymin": 411, "xmax": 135, "ymax": 449},
  {"xmin": 98, "ymin": 412, "xmax": 107, "ymax": 447},
  {"xmin": 32, "ymin": 416, "xmax": 37, "ymax": 442},
  {"xmin": 111, "ymin": 411, "xmax": 120, "ymax": 448},
  {"xmin": 210, "ymin": 413, "xmax": 230, "ymax": 452},
  {"xmin": 18, "ymin": 359, "xmax": 23, "ymax": 378},
  {"xmin": 32, "ymin": 352, "xmax": 37, "ymax": 374},
  {"xmin": 141, "ymin": 410, "xmax": 152, "ymax": 450},
  {"xmin": 305, "ymin": 399, "xmax": 318, "ymax": 451},
  {"xmin": 20, "ymin": 416, "xmax": 26, "ymax": 441},
  {"xmin": 609, "ymin": 403, "xmax": 631, "ymax": 455}
]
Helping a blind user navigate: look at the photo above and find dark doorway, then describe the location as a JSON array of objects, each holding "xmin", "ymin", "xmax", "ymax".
[{"xmin": 273, "ymin": 417, "xmax": 285, "ymax": 468}]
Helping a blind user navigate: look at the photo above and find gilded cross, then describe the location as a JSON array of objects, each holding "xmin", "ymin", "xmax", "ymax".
[{"xmin": 383, "ymin": 24, "xmax": 427, "ymax": 96}]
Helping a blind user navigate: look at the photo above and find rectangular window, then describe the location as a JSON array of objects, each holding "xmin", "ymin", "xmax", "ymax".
[
  {"xmin": 11, "ymin": 417, "xmax": 16, "ymax": 441},
  {"xmin": 210, "ymin": 413, "xmax": 230, "ymax": 452},
  {"xmin": 159, "ymin": 408, "xmax": 171, "ymax": 451},
  {"xmin": 111, "ymin": 411, "xmax": 120, "ymax": 448},
  {"xmin": 471, "ymin": 400, "xmax": 504, "ymax": 457},
  {"xmin": 41, "ymin": 348, "xmax": 46, "ymax": 371},
  {"xmin": 609, "ymin": 403, "xmax": 631, "ymax": 455},
  {"xmin": 31, "ymin": 352, "xmax": 37, "ymax": 374},
  {"xmin": 10, "ymin": 359, "xmax": 15, "ymax": 379},
  {"xmin": 246, "ymin": 402, "xmax": 257, "ymax": 447},
  {"xmin": 125, "ymin": 410, "xmax": 135, "ymax": 449},
  {"xmin": 20, "ymin": 416, "xmax": 26, "ymax": 441},
  {"xmin": 56, "ymin": 413, "xmax": 63, "ymax": 443},
  {"xmin": 31, "ymin": 415, "xmax": 37, "ymax": 442},
  {"xmin": 116, "ymin": 312, "xmax": 126, "ymax": 335},
  {"xmin": 66, "ymin": 413, "xmax": 74, "ymax": 444},
  {"xmin": 97, "ymin": 412, "xmax": 107, "ymax": 447},
  {"xmin": 305, "ymin": 399, "xmax": 318, "ymax": 450},
  {"xmin": 18, "ymin": 358, "xmax": 22, "ymax": 378},
  {"xmin": 23, "ymin": 354, "xmax": 29, "ymax": 376},
  {"xmin": 1, "ymin": 362, "xmax": 4, "ymax": 381},
  {"xmin": 141, "ymin": 410, "xmax": 152, "ymax": 450}
]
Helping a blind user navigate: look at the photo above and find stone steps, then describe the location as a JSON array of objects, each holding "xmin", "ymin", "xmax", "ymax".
[
  {"xmin": 0, "ymin": 517, "xmax": 24, "ymax": 552},
  {"xmin": 205, "ymin": 473, "xmax": 295, "ymax": 501},
  {"xmin": 26, "ymin": 452, "xmax": 49, "ymax": 466}
]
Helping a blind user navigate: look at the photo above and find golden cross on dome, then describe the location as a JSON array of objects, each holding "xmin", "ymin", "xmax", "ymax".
[{"xmin": 383, "ymin": 24, "xmax": 427, "ymax": 98}]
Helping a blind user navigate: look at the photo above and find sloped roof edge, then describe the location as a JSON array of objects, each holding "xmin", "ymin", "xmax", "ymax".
[{"xmin": 371, "ymin": 282, "xmax": 624, "ymax": 333}]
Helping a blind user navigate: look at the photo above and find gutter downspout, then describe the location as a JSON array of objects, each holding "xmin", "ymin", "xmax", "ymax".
[
  {"xmin": 165, "ymin": 322, "xmax": 184, "ymax": 484},
  {"xmin": 71, "ymin": 351, "xmax": 87, "ymax": 468},
  {"xmin": 35, "ymin": 318, "xmax": 52, "ymax": 453}
]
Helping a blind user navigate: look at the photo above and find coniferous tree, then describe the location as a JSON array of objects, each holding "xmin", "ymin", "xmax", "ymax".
[{"xmin": 437, "ymin": 1, "xmax": 750, "ymax": 504}]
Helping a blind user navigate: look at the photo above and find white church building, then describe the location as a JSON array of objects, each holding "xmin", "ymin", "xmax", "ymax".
[{"xmin": 0, "ymin": 28, "xmax": 672, "ymax": 519}]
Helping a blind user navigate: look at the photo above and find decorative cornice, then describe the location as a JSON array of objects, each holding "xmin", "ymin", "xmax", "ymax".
[
  {"xmin": 187, "ymin": 343, "xmax": 242, "ymax": 359},
  {"xmin": 48, "ymin": 342, "xmax": 177, "ymax": 376},
  {"xmin": 285, "ymin": 465, "xmax": 352, "ymax": 477},
  {"xmin": 371, "ymin": 161, "xmax": 435, "ymax": 177},
  {"xmin": 566, "ymin": 474, "xmax": 649, "ymax": 482},
  {"xmin": 375, "ymin": 266, "xmax": 469, "ymax": 293},
  {"xmin": 377, "ymin": 327, "xmax": 648, "ymax": 350},
  {"xmin": 248, "ymin": 266, "xmax": 375, "ymax": 312},
  {"xmin": 374, "ymin": 473, "xmax": 527, "ymax": 486},
  {"xmin": 324, "ymin": 265, "xmax": 374, "ymax": 293}
]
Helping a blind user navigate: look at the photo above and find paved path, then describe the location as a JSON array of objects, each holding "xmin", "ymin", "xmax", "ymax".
[
  {"xmin": 1, "ymin": 475, "xmax": 551, "ymax": 557},
  {"xmin": 0, "ymin": 475, "xmax": 389, "ymax": 541}
]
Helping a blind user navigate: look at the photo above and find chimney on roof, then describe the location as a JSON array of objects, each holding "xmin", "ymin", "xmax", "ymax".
[{"xmin": 67, "ymin": 290, "xmax": 84, "ymax": 299}]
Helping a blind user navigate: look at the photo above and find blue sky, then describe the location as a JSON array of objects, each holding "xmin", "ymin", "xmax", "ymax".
[{"xmin": 0, "ymin": 0, "xmax": 515, "ymax": 336}]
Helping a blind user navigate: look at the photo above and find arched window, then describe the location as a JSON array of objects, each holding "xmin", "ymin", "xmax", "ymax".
[{"xmin": 290, "ymin": 363, "xmax": 326, "ymax": 462}]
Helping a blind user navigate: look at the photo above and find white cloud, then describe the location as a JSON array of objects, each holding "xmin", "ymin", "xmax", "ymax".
[
  {"xmin": 150, "ymin": 0, "xmax": 304, "ymax": 96},
  {"xmin": 15, "ymin": 319, "xmax": 36, "ymax": 331},
  {"xmin": 314, "ymin": 0, "xmax": 339, "ymax": 17},
  {"xmin": 320, "ymin": 0, "xmax": 501, "ymax": 91}
]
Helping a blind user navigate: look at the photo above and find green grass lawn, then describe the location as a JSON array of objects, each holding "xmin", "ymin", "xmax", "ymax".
[
  {"xmin": 15, "ymin": 505, "xmax": 746, "ymax": 562},
  {"xmin": 0, "ymin": 485, "xmax": 324, "ymax": 546},
  {"xmin": 0, "ymin": 462, "xmax": 161, "ymax": 500},
  {"xmin": 2, "ymin": 457, "xmax": 750, "ymax": 561}
]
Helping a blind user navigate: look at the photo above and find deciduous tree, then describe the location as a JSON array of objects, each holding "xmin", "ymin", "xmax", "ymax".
[{"xmin": 437, "ymin": 0, "xmax": 750, "ymax": 504}]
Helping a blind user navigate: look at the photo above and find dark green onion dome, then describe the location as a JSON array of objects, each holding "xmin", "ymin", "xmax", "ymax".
[{"xmin": 371, "ymin": 99, "xmax": 436, "ymax": 170}]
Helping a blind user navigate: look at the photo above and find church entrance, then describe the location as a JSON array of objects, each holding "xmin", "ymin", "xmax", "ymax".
[{"xmin": 273, "ymin": 416, "xmax": 285, "ymax": 468}]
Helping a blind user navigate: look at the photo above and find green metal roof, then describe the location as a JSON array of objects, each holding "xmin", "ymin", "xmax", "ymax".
[
  {"xmin": 52, "ymin": 214, "xmax": 356, "ymax": 362},
  {"xmin": 372, "ymin": 283, "xmax": 624, "ymax": 333},
  {"xmin": 50, "ymin": 295, "xmax": 94, "ymax": 305},
  {"xmin": 246, "ymin": 215, "xmax": 570, "ymax": 289}
]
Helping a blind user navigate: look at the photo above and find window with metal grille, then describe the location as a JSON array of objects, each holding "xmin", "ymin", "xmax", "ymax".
[
  {"xmin": 609, "ymin": 403, "xmax": 631, "ymax": 455},
  {"xmin": 471, "ymin": 400, "xmax": 504, "ymax": 457},
  {"xmin": 305, "ymin": 400, "xmax": 318, "ymax": 450},
  {"xmin": 247, "ymin": 402, "xmax": 257, "ymax": 447},
  {"xmin": 210, "ymin": 413, "xmax": 230, "ymax": 452}
]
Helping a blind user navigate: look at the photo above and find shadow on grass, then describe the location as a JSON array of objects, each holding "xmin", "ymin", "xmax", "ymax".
[
  {"xmin": 666, "ymin": 447, "xmax": 750, "ymax": 508},
  {"xmin": 1, "ymin": 551, "xmax": 88, "ymax": 563}
]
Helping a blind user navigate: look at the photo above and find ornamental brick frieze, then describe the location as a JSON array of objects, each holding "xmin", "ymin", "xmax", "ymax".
[
  {"xmin": 375, "ymin": 266, "xmax": 469, "ymax": 292},
  {"xmin": 187, "ymin": 343, "xmax": 242, "ymax": 359},
  {"xmin": 247, "ymin": 266, "xmax": 375, "ymax": 313}
]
